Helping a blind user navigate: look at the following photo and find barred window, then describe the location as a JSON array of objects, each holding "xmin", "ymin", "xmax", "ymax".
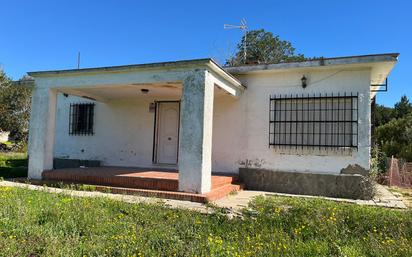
[
  {"xmin": 69, "ymin": 103, "xmax": 95, "ymax": 135},
  {"xmin": 269, "ymin": 93, "xmax": 358, "ymax": 149}
]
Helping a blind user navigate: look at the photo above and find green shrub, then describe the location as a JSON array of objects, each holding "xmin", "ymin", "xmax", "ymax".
[
  {"xmin": 376, "ymin": 113, "xmax": 412, "ymax": 161},
  {"xmin": 370, "ymin": 145, "xmax": 388, "ymax": 176}
]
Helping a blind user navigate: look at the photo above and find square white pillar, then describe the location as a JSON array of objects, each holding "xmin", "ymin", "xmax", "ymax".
[
  {"xmin": 28, "ymin": 87, "xmax": 57, "ymax": 179},
  {"xmin": 178, "ymin": 69, "xmax": 214, "ymax": 193}
]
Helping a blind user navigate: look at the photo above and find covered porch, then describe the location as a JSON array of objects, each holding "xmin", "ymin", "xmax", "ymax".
[
  {"xmin": 27, "ymin": 59, "xmax": 244, "ymax": 195},
  {"xmin": 42, "ymin": 166, "xmax": 242, "ymax": 202}
]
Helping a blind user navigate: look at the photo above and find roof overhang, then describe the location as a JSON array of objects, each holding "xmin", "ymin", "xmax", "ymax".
[
  {"xmin": 25, "ymin": 58, "xmax": 245, "ymax": 100},
  {"xmin": 224, "ymin": 53, "xmax": 399, "ymax": 85},
  {"xmin": 27, "ymin": 58, "xmax": 244, "ymax": 90}
]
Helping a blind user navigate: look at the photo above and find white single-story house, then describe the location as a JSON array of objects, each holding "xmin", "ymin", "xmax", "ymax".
[{"xmin": 26, "ymin": 53, "xmax": 398, "ymax": 198}]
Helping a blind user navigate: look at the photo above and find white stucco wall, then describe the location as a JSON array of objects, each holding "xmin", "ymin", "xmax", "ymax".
[
  {"xmin": 212, "ymin": 68, "xmax": 372, "ymax": 174},
  {"xmin": 53, "ymin": 67, "xmax": 371, "ymax": 175},
  {"xmin": 54, "ymin": 94, "xmax": 178, "ymax": 168}
]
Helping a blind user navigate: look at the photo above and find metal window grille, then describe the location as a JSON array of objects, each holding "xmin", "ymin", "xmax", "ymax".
[
  {"xmin": 269, "ymin": 93, "xmax": 358, "ymax": 149},
  {"xmin": 69, "ymin": 103, "xmax": 95, "ymax": 135}
]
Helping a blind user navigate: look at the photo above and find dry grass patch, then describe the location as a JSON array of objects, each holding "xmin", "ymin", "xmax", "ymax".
[{"xmin": 388, "ymin": 187, "xmax": 412, "ymax": 208}]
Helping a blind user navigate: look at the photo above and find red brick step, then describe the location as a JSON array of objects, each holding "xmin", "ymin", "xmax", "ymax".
[{"xmin": 40, "ymin": 167, "xmax": 242, "ymax": 202}]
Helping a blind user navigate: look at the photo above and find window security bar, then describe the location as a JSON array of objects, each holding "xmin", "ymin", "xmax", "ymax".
[
  {"xmin": 69, "ymin": 103, "xmax": 95, "ymax": 136},
  {"xmin": 269, "ymin": 93, "xmax": 359, "ymax": 149}
]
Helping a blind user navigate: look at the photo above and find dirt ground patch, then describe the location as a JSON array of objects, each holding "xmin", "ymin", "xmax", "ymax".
[{"xmin": 388, "ymin": 187, "xmax": 412, "ymax": 208}]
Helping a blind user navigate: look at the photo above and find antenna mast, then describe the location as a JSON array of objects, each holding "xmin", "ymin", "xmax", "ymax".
[{"xmin": 224, "ymin": 18, "xmax": 248, "ymax": 63}]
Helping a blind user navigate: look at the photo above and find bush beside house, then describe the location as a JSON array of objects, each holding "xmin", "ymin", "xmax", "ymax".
[{"xmin": 0, "ymin": 71, "xmax": 32, "ymax": 147}]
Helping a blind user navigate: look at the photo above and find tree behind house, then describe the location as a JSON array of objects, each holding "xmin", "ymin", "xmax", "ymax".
[
  {"xmin": 374, "ymin": 104, "xmax": 394, "ymax": 127},
  {"xmin": 225, "ymin": 29, "xmax": 306, "ymax": 66},
  {"xmin": 374, "ymin": 94, "xmax": 412, "ymax": 127},
  {"xmin": 374, "ymin": 95, "xmax": 412, "ymax": 161},
  {"xmin": 375, "ymin": 113, "xmax": 412, "ymax": 161},
  {"xmin": 0, "ymin": 71, "xmax": 32, "ymax": 143},
  {"xmin": 394, "ymin": 95, "xmax": 412, "ymax": 119}
]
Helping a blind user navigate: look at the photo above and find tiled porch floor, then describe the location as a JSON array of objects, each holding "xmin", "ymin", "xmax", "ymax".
[{"xmin": 42, "ymin": 167, "xmax": 242, "ymax": 202}]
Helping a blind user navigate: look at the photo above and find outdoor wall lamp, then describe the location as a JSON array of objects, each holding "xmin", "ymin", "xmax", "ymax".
[{"xmin": 301, "ymin": 75, "xmax": 307, "ymax": 88}]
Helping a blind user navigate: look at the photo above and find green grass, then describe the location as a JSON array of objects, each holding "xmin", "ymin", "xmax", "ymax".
[
  {"xmin": 0, "ymin": 187, "xmax": 411, "ymax": 256},
  {"xmin": 2, "ymin": 141, "xmax": 13, "ymax": 146},
  {"xmin": 0, "ymin": 152, "xmax": 28, "ymax": 179}
]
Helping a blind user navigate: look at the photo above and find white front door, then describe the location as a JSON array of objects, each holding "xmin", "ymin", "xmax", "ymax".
[{"xmin": 156, "ymin": 102, "xmax": 180, "ymax": 164}]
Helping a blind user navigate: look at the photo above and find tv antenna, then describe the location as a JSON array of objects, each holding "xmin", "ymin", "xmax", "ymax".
[
  {"xmin": 77, "ymin": 52, "xmax": 81, "ymax": 69},
  {"xmin": 224, "ymin": 18, "xmax": 248, "ymax": 63}
]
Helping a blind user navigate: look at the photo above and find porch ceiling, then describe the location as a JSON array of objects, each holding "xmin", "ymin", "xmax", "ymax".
[
  {"xmin": 60, "ymin": 83, "xmax": 181, "ymax": 101},
  {"xmin": 59, "ymin": 82, "xmax": 233, "ymax": 102}
]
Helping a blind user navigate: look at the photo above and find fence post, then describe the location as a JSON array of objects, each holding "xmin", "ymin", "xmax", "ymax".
[{"xmin": 389, "ymin": 156, "xmax": 394, "ymax": 187}]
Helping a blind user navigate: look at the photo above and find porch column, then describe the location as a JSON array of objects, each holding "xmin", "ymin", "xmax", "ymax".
[
  {"xmin": 28, "ymin": 87, "xmax": 57, "ymax": 179},
  {"xmin": 178, "ymin": 69, "xmax": 214, "ymax": 193}
]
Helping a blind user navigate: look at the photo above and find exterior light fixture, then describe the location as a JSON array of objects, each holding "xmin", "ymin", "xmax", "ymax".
[
  {"xmin": 141, "ymin": 89, "xmax": 149, "ymax": 94},
  {"xmin": 301, "ymin": 75, "xmax": 307, "ymax": 88}
]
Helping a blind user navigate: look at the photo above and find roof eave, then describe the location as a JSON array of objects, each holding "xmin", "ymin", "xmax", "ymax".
[
  {"xmin": 224, "ymin": 53, "xmax": 399, "ymax": 74},
  {"xmin": 206, "ymin": 59, "xmax": 245, "ymax": 90},
  {"xmin": 27, "ymin": 58, "xmax": 245, "ymax": 90},
  {"xmin": 27, "ymin": 58, "xmax": 214, "ymax": 77}
]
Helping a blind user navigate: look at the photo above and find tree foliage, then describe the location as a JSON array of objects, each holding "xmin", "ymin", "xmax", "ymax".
[
  {"xmin": 394, "ymin": 95, "xmax": 412, "ymax": 119},
  {"xmin": 374, "ymin": 95, "xmax": 412, "ymax": 161},
  {"xmin": 375, "ymin": 113, "xmax": 412, "ymax": 161},
  {"xmin": 374, "ymin": 95, "xmax": 412, "ymax": 127},
  {"xmin": 226, "ymin": 29, "xmax": 305, "ymax": 66},
  {"xmin": 0, "ymin": 71, "xmax": 32, "ymax": 142},
  {"xmin": 373, "ymin": 104, "xmax": 394, "ymax": 127}
]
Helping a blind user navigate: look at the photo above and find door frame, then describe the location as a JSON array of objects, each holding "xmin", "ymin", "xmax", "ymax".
[{"xmin": 152, "ymin": 100, "xmax": 181, "ymax": 164}]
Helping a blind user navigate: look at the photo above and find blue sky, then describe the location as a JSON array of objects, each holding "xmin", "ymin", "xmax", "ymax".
[{"xmin": 0, "ymin": 0, "xmax": 410, "ymax": 106}]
